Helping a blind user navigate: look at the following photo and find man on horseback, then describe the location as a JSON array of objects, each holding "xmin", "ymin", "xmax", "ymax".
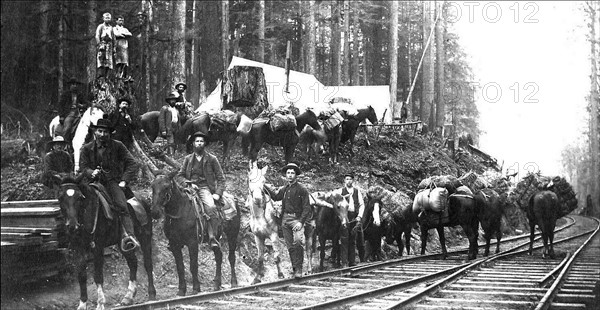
[
  {"xmin": 334, "ymin": 172, "xmax": 365, "ymax": 266},
  {"xmin": 176, "ymin": 131, "xmax": 225, "ymax": 250},
  {"xmin": 79, "ymin": 118, "xmax": 140, "ymax": 250},
  {"xmin": 41, "ymin": 136, "xmax": 74, "ymax": 192},
  {"xmin": 57, "ymin": 78, "xmax": 88, "ymax": 142},
  {"xmin": 264, "ymin": 163, "xmax": 311, "ymax": 278}
]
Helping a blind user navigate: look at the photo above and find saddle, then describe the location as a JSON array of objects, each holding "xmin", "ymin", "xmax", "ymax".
[{"xmin": 88, "ymin": 183, "xmax": 148, "ymax": 225}]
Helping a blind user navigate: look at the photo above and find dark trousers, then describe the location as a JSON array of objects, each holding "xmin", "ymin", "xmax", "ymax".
[
  {"xmin": 105, "ymin": 181, "xmax": 128, "ymax": 215},
  {"xmin": 345, "ymin": 211, "xmax": 365, "ymax": 265},
  {"xmin": 282, "ymin": 213, "xmax": 304, "ymax": 271}
]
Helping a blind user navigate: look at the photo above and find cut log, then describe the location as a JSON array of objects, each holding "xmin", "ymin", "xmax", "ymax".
[{"xmin": 0, "ymin": 138, "xmax": 29, "ymax": 167}]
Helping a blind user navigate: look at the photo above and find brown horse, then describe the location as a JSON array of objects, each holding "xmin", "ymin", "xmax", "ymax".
[
  {"xmin": 474, "ymin": 188, "xmax": 504, "ymax": 256},
  {"xmin": 57, "ymin": 177, "xmax": 157, "ymax": 310},
  {"xmin": 340, "ymin": 106, "xmax": 378, "ymax": 156},
  {"xmin": 246, "ymin": 161, "xmax": 284, "ymax": 283},
  {"xmin": 527, "ymin": 190, "xmax": 559, "ymax": 259},
  {"xmin": 244, "ymin": 109, "xmax": 321, "ymax": 163},
  {"xmin": 151, "ymin": 171, "xmax": 241, "ymax": 295},
  {"xmin": 314, "ymin": 191, "xmax": 350, "ymax": 270}
]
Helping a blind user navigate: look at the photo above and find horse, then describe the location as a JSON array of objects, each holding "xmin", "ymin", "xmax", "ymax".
[
  {"xmin": 244, "ymin": 109, "xmax": 321, "ymax": 163},
  {"xmin": 150, "ymin": 171, "xmax": 240, "ymax": 295},
  {"xmin": 325, "ymin": 121, "xmax": 343, "ymax": 163},
  {"xmin": 139, "ymin": 111, "xmax": 240, "ymax": 167},
  {"xmin": 49, "ymin": 106, "xmax": 105, "ymax": 172},
  {"xmin": 57, "ymin": 177, "xmax": 157, "ymax": 310},
  {"xmin": 415, "ymin": 190, "xmax": 480, "ymax": 260},
  {"xmin": 314, "ymin": 191, "xmax": 350, "ymax": 271},
  {"xmin": 298, "ymin": 124, "xmax": 327, "ymax": 161},
  {"xmin": 527, "ymin": 190, "xmax": 559, "ymax": 259},
  {"xmin": 474, "ymin": 188, "xmax": 504, "ymax": 256},
  {"xmin": 339, "ymin": 106, "xmax": 378, "ymax": 156},
  {"xmin": 361, "ymin": 196, "xmax": 385, "ymax": 262}
]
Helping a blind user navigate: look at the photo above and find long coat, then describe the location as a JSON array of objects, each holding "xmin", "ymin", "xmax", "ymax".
[{"xmin": 79, "ymin": 139, "xmax": 138, "ymax": 184}]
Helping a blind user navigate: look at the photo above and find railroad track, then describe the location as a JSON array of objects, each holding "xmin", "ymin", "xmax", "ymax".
[{"xmin": 115, "ymin": 215, "xmax": 598, "ymax": 310}]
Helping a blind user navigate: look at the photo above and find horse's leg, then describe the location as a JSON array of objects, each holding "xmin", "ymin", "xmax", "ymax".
[
  {"xmin": 75, "ymin": 249, "xmax": 88, "ymax": 310},
  {"xmin": 252, "ymin": 236, "xmax": 265, "ymax": 284},
  {"xmin": 548, "ymin": 231, "xmax": 555, "ymax": 259},
  {"xmin": 213, "ymin": 243, "xmax": 223, "ymax": 291},
  {"xmin": 541, "ymin": 230, "xmax": 549, "ymax": 258},
  {"xmin": 397, "ymin": 231, "xmax": 405, "ymax": 257},
  {"xmin": 437, "ymin": 226, "xmax": 448, "ymax": 259},
  {"xmin": 140, "ymin": 228, "xmax": 156, "ymax": 300},
  {"xmin": 189, "ymin": 242, "xmax": 201, "ymax": 294},
  {"xmin": 271, "ymin": 231, "xmax": 284, "ymax": 279},
  {"xmin": 92, "ymin": 246, "xmax": 107, "ymax": 310},
  {"xmin": 319, "ymin": 234, "xmax": 326, "ymax": 272},
  {"xmin": 170, "ymin": 244, "xmax": 187, "ymax": 296},
  {"xmin": 464, "ymin": 221, "xmax": 478, "ymax": 260},
  {"xmin": 226, "ymin": 221, "xmax": 239, "ymax": 288},
  {"xmin": 528, "ymin": 220, "xmax": 535, "ymax": 256},
  {"xmin": 404, "ymin": 227, "xmax": 412, "ymax": 255},
  {"xmin": 120, "ymin": 250, "xmax": 138, "ymax": 305},
  {"xmin": 484, "ymin": 231, "xmax": 491, "ymax": 257},
  {"xmin": 304, "ymin": 224, "xmax": 314, "ymax": 274},
  {"xmin": 420, "ymin": 225, "xmax": 428, "ymax": 255},
  {"xmin": 495, "ymin": 228, "xmax": 502, "ymax": 254},
  {"xmin": 284, "ymin": 144, "xmax": 295, "ymax": 163}
]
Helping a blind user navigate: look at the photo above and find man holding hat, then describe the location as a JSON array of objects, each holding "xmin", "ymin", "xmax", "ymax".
[
  {"xmin": 334, "ymin": 171, "xmax": 365, "ymax": 266},
  {"xmin": 109, "ymin": 97, "xmax": 136, "ymax": 149},
  {"xmin": 175, "ymin": 131, "xmax": 225, "ymax": 249},
  {"xmin": 79, "ymin": 118, "xmax": 140, "ymax": 251},
  {"xmin": 159, "ymin": 92, "xmax": 181, "ymax": 155},
  {"xmin": 57, "ymin": 78, "xmax": 88, "ymax": 142},
  {"xmin": 42, "ymin": 136, "xmax": 74, "ymax": 190},
  {"xmin": 264, "ymin": 162, "xmax": 311, "ymax": 278}
]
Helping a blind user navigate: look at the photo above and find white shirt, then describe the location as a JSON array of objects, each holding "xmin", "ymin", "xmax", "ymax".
[
  {"xmin": 168, "ymin": 106, "xmax": 179, "ymax": 123},
  {"xmin": 335, "ymin": 186, "xmax": 365, "ymax": 218}
]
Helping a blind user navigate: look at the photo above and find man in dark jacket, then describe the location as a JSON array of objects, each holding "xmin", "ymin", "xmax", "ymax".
[
  {"xmin": 159, "ymin": 92, "xmax": 181, "ymax": 155},
  {"xmin": 109, "ymin": 97, "xmax": 136, "ymax": 149},
  {"xmin": 265, "ymin": 163, "xmax": 311, "ymax": 278},
  {"xmin": 79, "ymin": 118, "xmax": 140, "ymax": 251},
  {"xmin": 42, "ymin": 136, "xmax": 74, "ymax": 191},
  {"xmin": 57, "ymin": 78, "xmax": 89, "ymax": 142},
  {"xmin": 175, "ymin": 131, "xmax": 225, "ymax": 249}
]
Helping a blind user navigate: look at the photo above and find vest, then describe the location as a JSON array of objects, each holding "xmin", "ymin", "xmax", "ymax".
[{"xmin": 342, "ymin": 187, "xmax": 360, "ymax": 213}]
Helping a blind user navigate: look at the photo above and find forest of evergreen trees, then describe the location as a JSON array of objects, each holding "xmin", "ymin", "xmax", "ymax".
[{"xmin": 1, "ymin": 0, "xmax": 479, "ymax": 140}]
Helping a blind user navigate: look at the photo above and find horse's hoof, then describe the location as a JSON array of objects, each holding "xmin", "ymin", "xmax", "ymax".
[
  {"xmin": 96, "ymin": 304, "xmax": 105, "ymax": 310},
  {"xmin": 177, "ymin": 290, "xmax": 186, "ymax": 296},
  {"xmin": 251, "ymin": 278, "xmax": 261, "ymax": 285},
  {"xmin": 277, "ymin": 273, "xmax": 285, "ymax": 279},
  {"xmin": 192, "ymin": 289, "xmax": 201, "ymax": 295},
  {"xmin": 120, "ymin": 296, "xmax": 134, "ymax": 306},
  {"xmin": 148, "ymin": 295, "xmax": 157, "ymax": 301},
  {"xmin": 77, "ymin": 301, "xmax": 87, "ymax": 310},
  {"xmin": 213, "ymin": 285, "xmax": 222, "ymax": 291}
]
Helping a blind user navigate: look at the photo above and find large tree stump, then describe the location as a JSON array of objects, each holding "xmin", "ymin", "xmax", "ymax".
[
  {"xmin": 1, "ymin": 139, "xmax": 30, "ymax": 167},
  {"xmin": 221, "ymin": 66, "xmax": 269, "ymax": 119}
]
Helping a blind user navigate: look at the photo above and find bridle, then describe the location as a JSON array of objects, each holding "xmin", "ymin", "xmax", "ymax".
[
  {"xmin": 155, "ymin": 177, "xmax": 178, "ymax": 219},
  {"xmin": 59, "ymin": 182, "xmax": 87, "ymax": 233}
]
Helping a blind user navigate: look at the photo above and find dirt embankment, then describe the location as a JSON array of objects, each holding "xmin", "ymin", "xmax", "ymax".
[{"xmin": 0, "ymin": 131, "xmax": 527, "ymax": 309}]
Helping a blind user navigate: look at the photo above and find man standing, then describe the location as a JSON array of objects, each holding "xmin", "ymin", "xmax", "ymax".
[
  {"xmin": 113, "ymin": 16, "xmax": 132, "ymax": 79},
  {"xmin": 95, "ymin": 12, "xmax": 115, "ymax": 79},
  {"xmin": 334, "ymin": 172, "xmax": 365, "ymax": 266},
  {"xmin": 109, "ymin": 98, "xmax": 136, "ymax": 149},
  {"xmin": 57, "ymin": 78, "xmax": 88, "ymax": 142},
  {"xmin": 159, "ymin": 92, "xmax": 181, "ymax": 155},
  {"xmin": 265, "ymin": 163, "xmax": 311, "ymax": 278},
  {"xmin": 174, "ymin": 82, "xmax": 194, "ymax": 120},
  {"xmin": 175, "ymin": 131, "xmax": 225, "ymax": 249},
  {"xmin": 79, "ymin": 118, "xmax": 140, "ymax": 251}
]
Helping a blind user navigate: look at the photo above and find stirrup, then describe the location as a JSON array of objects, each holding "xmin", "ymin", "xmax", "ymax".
[{"xmin": 121, "ymin": 235, "xmax": 140, "ymax": 253}]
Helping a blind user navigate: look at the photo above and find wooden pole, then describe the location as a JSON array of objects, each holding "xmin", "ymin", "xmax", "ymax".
[{"xmin": 285, "ymin": 40, "xmax": 291, "ymax": 93}]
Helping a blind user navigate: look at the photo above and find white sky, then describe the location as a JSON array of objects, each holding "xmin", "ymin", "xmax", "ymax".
[{"xmin": 450, "ymin": 1, "xmax": 590, "ymax": 177}]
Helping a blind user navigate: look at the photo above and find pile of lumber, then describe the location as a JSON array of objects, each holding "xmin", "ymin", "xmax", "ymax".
[{"xmin": 1, "ymin": 200, "xmax": 68, "ymax": 284}]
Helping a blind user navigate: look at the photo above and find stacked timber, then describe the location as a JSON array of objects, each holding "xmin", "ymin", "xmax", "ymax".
[
  {"xmin": 509, "ymin": 173, "xmax": 578, "ymax": 217},
  {"xmin": 1, "ymin": 200, "xmax": 68, "ymax": 284}
]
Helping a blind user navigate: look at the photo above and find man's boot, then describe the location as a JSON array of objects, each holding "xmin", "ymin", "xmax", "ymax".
[
  {"xmin": 293, "ymin": 246, "xmax": 304, "ymax": 278},
  {"xmin": 120, "ymin": 214, "xmax": 140, "ymax": 252},
  {"xmin": 206, "ymin": 217, "xmax": 220, "ymax": 250}
]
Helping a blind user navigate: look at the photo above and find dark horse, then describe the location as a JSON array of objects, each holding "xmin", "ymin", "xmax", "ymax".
[
  {"xmin": 57, "ymin": 177, "xmax": 157, "ymax": 310},
  {"xmin": 415, "ymin": 192, "xmax": 479, "ymax": 260},
  {"xmin": 527, "ymin": 190, "xmax": 559, "ymax": 259},
  {"xmin": 151, "ymin": 172, "xmax": 241, "ymax": 295},
  {"xmin": 139, "ymin": 111, "xmax": 240, "ymax": 167},
  {"xmin": 362, "ymin": 196, "xmax": 385, "ymax": 262},
  {"xmin": 474, "ymin": 188, "xmax": 504, "ymax": 256},
  {"xmin": 339, "ymin": 106, "xmax": 378, "ymax": 156},
  {"xmin": 244, "ymin": 109, "xmax": 321, "ymax": 163},
  {"xmin": 314, "ymin": 191, "xmax": 350, "ymax": 271}
]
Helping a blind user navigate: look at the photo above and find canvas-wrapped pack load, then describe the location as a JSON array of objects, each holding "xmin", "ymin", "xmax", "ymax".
[
  {"xmin": 459, "ymin": 171, "xmax": 489, "ymax": 193},
  {"xmin": 412, "ymin": 187, "xmax": 449, "ymax": 213},
  {"xmin": 216, "ymin": 192, "xmax": 238, "ymax": 221},
  {"xmin": 236, "ymin": 114, "xmax": 253, "ymax": 134},
  {"xmin": 269, "ymin": 113, "xmax": 296, "ymax": 132},
  {"xmin": 323, "ymin": 111, "xmax": 344, "ymax": 130},
  {"xmin": 210, "ymin": 110, "xmax": 238, "ymax": 131},
  {"xmin": 455, "ymin": 185, "xmax": 474, "ymax": 196},
  {"xmin": 367, "ymin": 185, "xmax": 412, "ymax": 223},
  {"xmin": 418, "ymin": 175, "xmax": 463, "ymax": 194},
  {"xmin": 509, "ymin": 172, "xmax": 552, "ymax": 210}
]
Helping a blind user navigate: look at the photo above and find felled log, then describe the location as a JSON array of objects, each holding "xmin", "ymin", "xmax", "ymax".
[
  {"xmin": 221, "ymin": 66, "xmax": 269, "ymax": 119},
  {"xmin": 1, "ymin": 139, "xmax": 29, "ymax": 167},
  {"xmin": 130, "ymin": 137, "xmax": 157, "ymax": 182}
]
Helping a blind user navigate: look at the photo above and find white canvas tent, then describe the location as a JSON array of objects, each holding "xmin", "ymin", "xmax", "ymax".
[
  {"xmin": 197, "ymin": 57, "xmax": 331, "ymax": 115},
  {"xmin": 330, "ymin": 85, "xmax": 392, "ymax": 124}
]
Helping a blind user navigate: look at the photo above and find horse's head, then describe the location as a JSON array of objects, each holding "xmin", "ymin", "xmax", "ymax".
[
  {"xmin": 248, "ymin": 161, "xmax": 268, "ymax": 208},
  {"xmin": 328, "ymin": 192, "xmax": 350, "ymax": 227},
  {"xmin": 366, "ymin": 106, "xmax": 378, "ymax": 125},
  {"xmin": 150, "ymin": 173, "xmax": 176, "ymax": 214},
  {"xmin": 297, "ymin": 109, "xmax": 322, "ymax": 131},
  {"xmin": 88, "ymin": 105, "xmax": 105, "ymax": 125},
  {"xmin": 57, "ymin": 180, "xmax": 86, "ymax": 233}
]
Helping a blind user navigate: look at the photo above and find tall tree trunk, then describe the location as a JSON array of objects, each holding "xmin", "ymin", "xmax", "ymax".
[
  {"xmin": 331, "ymin": 1, "xmax": 341, "ymax": 85},
  {"xmin": 342, "ymin": 0, "xmax": 350, "ymax": 85},
  {"xmin": 142, "ymin": 0, "xmax": 152, "ymax": 111},
  {"xmin": 421, "ymin": 0, "xmax": 435, "ymax": 126},
  {"xmin": 190, "ymin": 0, "xmax": 200, "ymax": 109},
  {"xmin": 258, "ymin": 0, "xmax": 265, "ymax": 62},
  {"xmin": 307, "ymin": 0, "xmax": 316, "ymax": 76},
  {"xmin": 351, "ymin": 2, "xmax": 360, "ymax": 86},
  {"xmin": 39, "ymin": 0, "xmax": 50, "ymax": 106},
  {"xmin": 362, "ymin": 22, "xmax": 370, "ymax": 86},
  {"xmin": 57, "ymin": 0, "xmax": 65, "ymax": 97},
  {"xmin": 172, "ymin": 0, "xmax": 186, "ymax": 87},
  {"xmin": 588, "ymin": 0, "xmax": 600, "ymax": 216},
  {"xmin": 86, "ymin": 0, "xmax": 97, "ymax": 86},
  {"xmin": 222, "ymin": 0, "xmax": 230, "ymax": 71},
  {"xmin": 407, "ymin": 2, "xmax": 414, "ymax": 118},
  {"xmin": 390, "ymin": 1, "xmax": 399, "ymax": 119},
  {"xmin": 434, "ymin": 0, "xmax": 445, "ymax": 129}
]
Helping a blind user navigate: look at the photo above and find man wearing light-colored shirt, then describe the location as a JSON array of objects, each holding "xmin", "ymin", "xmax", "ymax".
[{"xmin": 334, "ymin": 172, "xmax": 365, "ymax": 267}]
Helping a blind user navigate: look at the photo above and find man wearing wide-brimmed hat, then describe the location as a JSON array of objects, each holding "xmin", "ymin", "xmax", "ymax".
[
  {"xmin": 264, "ymin": 162, "xmax": 311, "ymax": 278},
  {"xmin": 109, "ymin": 97, "xmax": 135, "ymax": 149},
  {"xmin": 57, "ymin": 78, "xmax": 89, "ymax": 142},
  {"xmin": 176, "ymin": 131, "xmax": 225, "ymax": 249},
  {"xmin": 159, "ymin": 92, "xmax": 181, "ymax": 155},
  {"xmin": 174, "ymin": 82, "xmax": 194, "ymax": 119},
  {"xmin": 334, "ymin": 171, "xmax": 366, "ymax": 267},
  {"xmin": 79, "ymin": 118, "xmax": 140, "ymax": 251},
  {"xmin": 41, "ymin": 136, "xmax": 74, "ymax": 190}
]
